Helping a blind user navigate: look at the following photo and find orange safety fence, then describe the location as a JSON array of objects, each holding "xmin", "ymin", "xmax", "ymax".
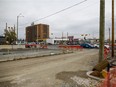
[
  {"xmin": 98, "ymin": 66, "xmax": 116, "ymax": 87},
  {"xmin": 99, "ymin": 46, "xmax": 116, "ymax": 87},
  {"xmin": 104, "ymin": 47, "xmax": 110, "ymax": 59},
  {"xmin": 58, "ymin": 45, "xmax": 83, "ymax": 50}
]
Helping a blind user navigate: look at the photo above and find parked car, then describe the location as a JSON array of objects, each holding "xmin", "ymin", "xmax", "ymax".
[
  {"xmin": 94, "ymin": 44, "xmax": 99, "ymax": 48},
  {"xmin": 25, "ymin": 42, "xmax": 37, "ymax": 48},
  {"xmin": 80, "ymin": 43, "xmax": 94, "ymax": 48},
  {"xmin": 94, "ymin": 44, "xmax": 110, "ymax": 49},
  {"xmin": 47, "ymin": 43, "xmax": 52, "ymax": 45},
  {"xmin": 104, "ymin": 45, "xmax": 110, "ymax": 49}
]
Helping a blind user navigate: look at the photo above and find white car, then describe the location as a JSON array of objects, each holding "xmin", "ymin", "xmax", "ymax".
[
  {"xmin": 94, "ymin": 44, "xmax": 99, "ymax": 48},
  {"xmin": 104, "ymin": 45, "xmax": 110, "ymax": 49},
  {"xmin": 94, "ymin": 44, "xmax": 110, "ymax": 49}
]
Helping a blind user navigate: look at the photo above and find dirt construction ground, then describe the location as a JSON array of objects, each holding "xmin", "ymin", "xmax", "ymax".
[{"xmin": 0, "ymin": 49, "xmax": 99, "ymax": 87}]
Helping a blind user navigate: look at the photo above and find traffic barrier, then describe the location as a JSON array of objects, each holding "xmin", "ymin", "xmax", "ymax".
[
  {"xmin": 91, "ymin": 46, "xmax": 116, "ymax": 87},
  {"xmin": 97, "ymin": 59, "xmax": 116, "ymax": 87},
  {"xmin": 110, "ymin": 66, "xmax": 116, "ymax": 87},
  {"xmin": 104, "ymin": 47, "xmax": 110, "ymax": 59},
  {"xmin": 58, "ymin": 45, "xmax": 83, "ymax": 51},
  {"xmin": 98, "ymin": 67, "xmax": 116, "ymax": 87}
]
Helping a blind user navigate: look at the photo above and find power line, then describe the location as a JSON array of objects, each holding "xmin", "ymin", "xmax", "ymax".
[
  {"xmin": 33, "ymin": 0, "xmax": 87, "ymax": 22},
  {"xmin": 20, "ymin": 0, "xmax": 87, "ymax": 26}
]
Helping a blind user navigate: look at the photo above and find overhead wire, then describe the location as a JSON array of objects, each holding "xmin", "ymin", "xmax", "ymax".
[
  {"xmin": 33, "ymin": 0, "xmax": 87, "ymax": 22},
  {"xmin": 20, "ymin": 0, "xmax": 87, "ymax": 26}
]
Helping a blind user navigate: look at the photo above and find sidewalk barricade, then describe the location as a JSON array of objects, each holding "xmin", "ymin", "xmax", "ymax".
[
  {"xmin": 98, "ymin": 46, "xmax": 116, "ymax": 87},
  {"xmin": 104, "ymin": 47, "xmax": 110, "ymax": 59},
  {"xmin": 99, "ymin": 66, "xmax": 116, "ymax": 87},
  {"xmin": 58, "ymin": 45, "xmax": 83, "ymax": 51}
]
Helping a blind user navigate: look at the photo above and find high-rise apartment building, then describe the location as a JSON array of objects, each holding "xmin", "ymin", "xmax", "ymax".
[{"xmin": 26, "ymin": 24, "xmax": 49, "ymax": 42}]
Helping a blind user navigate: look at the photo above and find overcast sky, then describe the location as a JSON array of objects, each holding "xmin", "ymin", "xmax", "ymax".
[{"xmin": 0, "ymin": 0, "xmax": 116, "ymax": 39}]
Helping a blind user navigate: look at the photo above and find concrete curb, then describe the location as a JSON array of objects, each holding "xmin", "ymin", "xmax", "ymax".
[{"xmin": 86, "ymin": 71, "xmax": 104, "ymax": 81}]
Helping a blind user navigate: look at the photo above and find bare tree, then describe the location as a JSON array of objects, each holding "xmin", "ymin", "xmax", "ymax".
[{"xmin": 4, "ymin": 27, "xmax": 16, "ymax": 44}]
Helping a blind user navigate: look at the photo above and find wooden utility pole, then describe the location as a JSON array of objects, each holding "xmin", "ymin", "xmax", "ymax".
[
  {"xmin": 111, "ymin": 0, "xmax": 114, "ymax": 58},
  {"xmin": 99, "ymin": 0, "xmax": 105, "ymax": 62},
  {"xmin": 109, "ymin": 28, "xmax": 110, "ymax": 46}
]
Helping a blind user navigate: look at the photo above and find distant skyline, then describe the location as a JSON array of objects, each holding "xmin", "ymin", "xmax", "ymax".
[{"xmin": 0, "ymin": 0, "xmax": 116, "ymax": 39}]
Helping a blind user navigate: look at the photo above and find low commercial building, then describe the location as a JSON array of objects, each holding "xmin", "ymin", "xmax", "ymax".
[{"xmin": 46, "ymin": 38, "xmax": 68, "ymax": 45}]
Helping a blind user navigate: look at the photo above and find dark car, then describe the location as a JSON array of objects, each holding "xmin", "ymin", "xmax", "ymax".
[{"xmin": 80, "ymin": 43, "xmax": 94, "ymax": 48}]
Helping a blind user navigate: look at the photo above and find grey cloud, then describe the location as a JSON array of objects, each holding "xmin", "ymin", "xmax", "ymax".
[{"xmin": 0, "ymin": 0, "xmax": 116, "ymax": 39}]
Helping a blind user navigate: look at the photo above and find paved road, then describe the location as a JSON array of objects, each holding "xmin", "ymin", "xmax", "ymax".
[{"xmin": 0, "ymin": 49, "xmax": 99, "ymax": 87}]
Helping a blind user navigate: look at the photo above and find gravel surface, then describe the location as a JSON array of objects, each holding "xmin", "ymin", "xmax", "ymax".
[{"xmin": 0, "ymin": 49, "xmax": 99, "ymax": 87}]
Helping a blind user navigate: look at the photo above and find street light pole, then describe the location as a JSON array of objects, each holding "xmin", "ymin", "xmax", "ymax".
[
  {"xmin": 109, "ymin": 28, "xmax": 110, "ymax": 46},
  {"xmin": 17, "ymin": 16, "xmax": 19, "ymax": 41},
  {"xmin": 16, "ymin": 13, "xmax": 24, "ymax": 44}
]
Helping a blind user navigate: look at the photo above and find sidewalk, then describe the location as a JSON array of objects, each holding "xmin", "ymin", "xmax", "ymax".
[{"xmin": 0, "ymin": 49, "xmax": 73, "ymax": 62}]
